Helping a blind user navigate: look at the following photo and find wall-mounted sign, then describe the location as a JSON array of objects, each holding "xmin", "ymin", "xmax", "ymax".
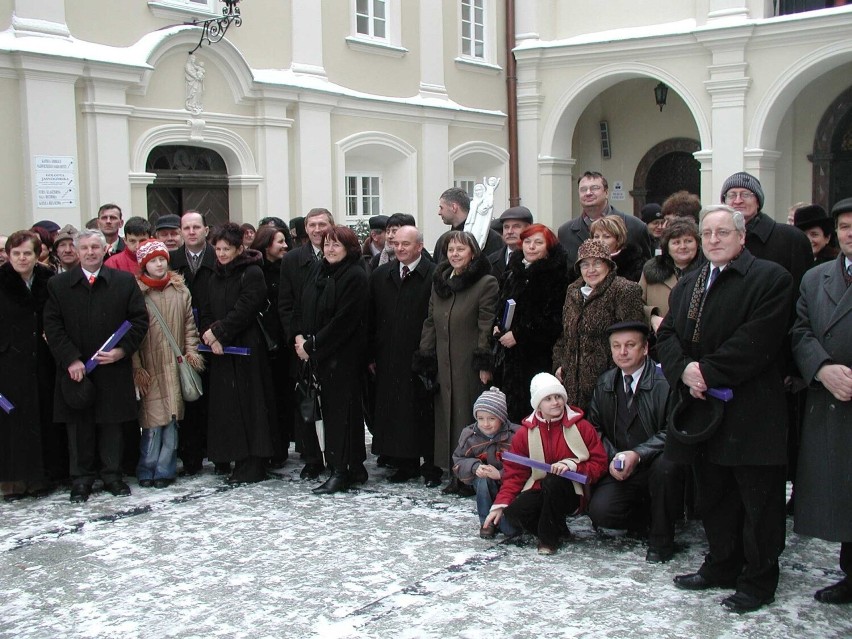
[
  {"xmin": 610, "ymin": 180, "xmax": 626, "ymax": 201},
  {"xmin": 35, "ymin": 156, "xmax": 77, "ymax": 208}
]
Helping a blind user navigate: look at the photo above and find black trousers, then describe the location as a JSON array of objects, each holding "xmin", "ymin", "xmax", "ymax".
[
  {"xmin": 67, "ymin": 420, "xmax": 123, "ymax": 486},
  {"xmin": 178, "ymin": 369, "xmax": 209, "ymax": 472},
  {"xmin": 587, "ymin": 456, "xmax": 685, "ymax": 549},
  {"xmin": 694, "ymin": 458, "xmax": 786, "ymax": 600},
  {"xmin": 841, "ymin": 542, "xmax": 851, "ymax": 579},
  {"xmin": 503, "ymin": 474, "xmax": 581, "ymax": 547}
]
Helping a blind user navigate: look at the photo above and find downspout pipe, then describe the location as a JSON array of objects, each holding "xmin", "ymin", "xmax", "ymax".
[{"xmin": 506, "ymin": 0, "xmax": 520, "ymax": 206}]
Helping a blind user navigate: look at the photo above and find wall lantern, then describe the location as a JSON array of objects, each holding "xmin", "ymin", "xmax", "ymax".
[{"xmin": 654, "ymin": 82, "xmax": 669, "ymax": 112}]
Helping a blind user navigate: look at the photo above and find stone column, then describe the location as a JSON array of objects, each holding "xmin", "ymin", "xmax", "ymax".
[
  {"xmin": 538, "ymin": 157, "xmax": 575, "ymax": 229},
  {"xmin": 254, "ymin": 98, "xmax": 293, "ymax": 221},
  {"xmin": 418, "ymin": 0, "xmax": 446, "ymax": 99},
  {"xmin": 420, "ymin": 121, "xmax": 450, "ymax": 248},
  {"xmin": 291, "ymin": 0, "xmax": 326, "ymax": 78},
  {"xmin": 295, "ymin": 103, "xmax": 333, "ymax": 214}
]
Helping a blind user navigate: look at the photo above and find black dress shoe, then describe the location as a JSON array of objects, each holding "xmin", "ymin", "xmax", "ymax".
[
  {"xmin": 299, "ymin": 462, "xmax": 324, "ymax": 480},
  {"xmin": 105, "ymin": 480, "xmax": 131, "ymax": 497},
  {"xmin": 815, "ymin": 579, "xmax": 852, "ymax": 604},
  {"xmin": 721, "ymin": 591, "xmax": 774, "ymax": 613},
  {"xmin": 424, "ymin": 477, "xmax": 442, "ymax": 488},
  {"xmin": 349, "ymin": 464, "xmax": 368, "ymax": 484},
  {"xmin": 456, "ymin": 482, "xmax": 476, "ymax": 497},
  {"xmin": 646, "ymin": 546, "xmax": 675, "ymax": 563},
  {"xmin": 214, "ymin": 462, "xmax": 232, "ymax": 475},
  {"xmin": 388, "ymin": 468, "xmax": 418, "ymax": 483},
  {"xmin": 3, "ymin": 493, "xmax": 27, "ymax": 502},
  {"xmin": 312, "ymin": 471, "xmax": 349, "ymax": 495},
  {"xmin": 153, "ymin": 478, "xmax": 173, "ymax": 489},
  {"xmin": 673, "ymin": 572, "xmax": 735, "ymax": 591},
  {"xmin": 70, "ymin": 484, "xmax": 91, "ymax": 503},
  {"xmin": 138, "ymin": 479, "xmax": 154, "ymax": 488}
]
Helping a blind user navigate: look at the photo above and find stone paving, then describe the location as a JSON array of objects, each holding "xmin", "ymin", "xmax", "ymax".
[{"xmin": 1, "ymin": 452, "xmax": 851, "ymax": 639}]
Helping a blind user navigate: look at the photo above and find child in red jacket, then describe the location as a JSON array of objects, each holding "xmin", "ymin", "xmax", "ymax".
[{"xmin": 483, "ymin": 372, "xmax": 607, "ymax": 555}]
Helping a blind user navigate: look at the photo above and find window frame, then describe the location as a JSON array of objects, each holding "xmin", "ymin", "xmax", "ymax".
[
  {"xmin": 345, "ymin": 173, "xmax": 383, "ymax": 220},
  {"xmin": 346, "ymin": 0, "xmax": 407, "ymax": 57},
  {"xmin": 148, "ymin": 0, "xmax": 218, "ymax": 21}
]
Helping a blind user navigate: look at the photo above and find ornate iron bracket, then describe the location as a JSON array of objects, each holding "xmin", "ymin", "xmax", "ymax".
[{"xmin": 188, "ymin": 0, "xmax": 242, "ymax": 55}]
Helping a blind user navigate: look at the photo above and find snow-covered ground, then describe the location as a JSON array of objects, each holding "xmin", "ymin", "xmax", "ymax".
[{"xmin": 2, "ymin": 449, "xmax": 850, "ymax": 639}]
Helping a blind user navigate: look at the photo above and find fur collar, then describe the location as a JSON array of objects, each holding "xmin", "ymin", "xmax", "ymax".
[
  {"xmin": 214, "ymin": 247, "xmax": 263, "ymax": 276},
  {"xmin": 137, "ymin": 270, "xmax": 188, "ymax": 294},
  {"xmin": 642, "ymin": 254, "xmax": 676, "ymax": 285},
  {"xmin": 504, "ymin": 242, "xmax": 567, "ymax": 280},
  {"xmin": 432, "ymin": 252, "xmax": 492, "ymax": 298},
  {"xmin": 0, "ymin": 262, "xmax": 53, "ymax": 304}
]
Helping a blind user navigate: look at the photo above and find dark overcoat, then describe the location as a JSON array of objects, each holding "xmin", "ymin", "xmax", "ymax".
[
  {"xmin": 169, "ymin": 244, "xmax": 216, "ymax": 319},
  {"xmin": 368, "ymin": 257, "xmax": 436, "ymax": 459},
  {"xmin": 293, "ymin": 255, "xmax": 368, "ymax": 469},
  {"xmin": 611, "ymin": 242, "xmax": 645, "ymax": 282},
  {"xmin": 200, "ymin": 249, "xmax": 275, "ymax": 462},
  {"xmin": 551, "ymin": 271, "xmax": 645, "ymax": 411},
  {"xmin": 790, "ymin": 256, "xmax": 852, "ymax": 541},
  {"xmin": 557, "ymin": 205, "xmax": 653, "ymax": 264},
  {"xmin": 493, "ymin": 244, "xmax": 570, "ymax": 421},
  {"xmin": 278, "ymin": 243, "xmax": 318, "ymax": 342},
  {"xmin": 656, "ymin": 250, "xmax": 794, "ymax": 465},
  {"xmin": 0, "ymin": 263, "xmax": 55, "ymax": 483},
  {"xmin": 415, "ymin": 253, "xmax": 498, "ymax": 467},
  {"xmin": 43, "ymin": 265, "xmax": 148, "ymax": 423}
]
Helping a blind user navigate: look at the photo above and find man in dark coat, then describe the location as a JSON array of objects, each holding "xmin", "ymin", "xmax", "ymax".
[
  {"xmin": 656, "ymin": 205, "xmax": 794, "ymax": 613},
  {"xmin": 557, "ymin": 171, "xmax": 653, "ymax": 264},
  {"xmin": 587, "ymin": 321, "xmax": 684, "ymax": 564},
  {"xmin": 790, "ymin": 197, "xmax": 852, "ymax": 605},
  {"xmin": 368, "ymin": 226, "xmax": 437, "ymax": 483},
  {"xmin": 278, "ymin": 208, "xmax": 334, "ymax": 480},
  {"xmin": 169, "ymin": 210, "xmax": 215, "ymax": 475},
  {"xmin": 719, "ymin": 172, "xmax": 813, "ymax": 508},
  {"xmin": 488, "ymin": 206, "xmax": 532, "ymax": 278},
  {"xmin": 43, "ymin": 229, "xmax": 148, "ymax": 503},
  {"xmin": 96, "ymin": 203, "xmax": 125, "ymax": 257},
  {"xmin": 433, "ymin": 187, "xmax": 503, "ymax": 262}
]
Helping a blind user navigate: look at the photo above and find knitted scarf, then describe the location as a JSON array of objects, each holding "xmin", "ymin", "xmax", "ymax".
[
  {"xmin": 140, "ymin": 273, "xmax": 170, "ymax": 290},
  {"xmin": 686, "ymin": 263, "xmax": 711, "ymax": 344}
]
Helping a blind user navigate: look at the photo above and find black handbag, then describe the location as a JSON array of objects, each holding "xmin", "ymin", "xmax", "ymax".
[{"xmin": 295, "ymin": 361, "xmax": 321, "ymax": 422}]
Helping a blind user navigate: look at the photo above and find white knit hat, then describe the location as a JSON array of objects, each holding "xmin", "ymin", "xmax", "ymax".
[{"xmin": 529, "ymin": 372, "xmax": 567, "ymax": 411}]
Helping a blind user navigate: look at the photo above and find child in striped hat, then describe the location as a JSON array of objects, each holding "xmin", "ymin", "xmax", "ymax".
[{"xmin": 452, "ymin": 387, "xmax": 520, "ymax": 539}]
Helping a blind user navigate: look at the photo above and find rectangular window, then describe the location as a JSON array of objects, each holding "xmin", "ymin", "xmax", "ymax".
[
  {"xmin": 461, "ymin": 0, "xmax": 485, "ymax": 59},
  {"xmin": 346, "ymin": 174, "xmax": 382, "ymax": 218},
  {"xmin": 356, "ymin": 0, "xmax": 387, "ymax": 40},
  {"xmin": 454, "ymin": 179, "xmax": 476, "ymax": 198}
]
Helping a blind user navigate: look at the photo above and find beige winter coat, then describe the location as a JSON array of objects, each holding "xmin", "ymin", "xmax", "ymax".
[{"xmin": 132, "ymin": 273, "xmax": 203, "ymax": 428}]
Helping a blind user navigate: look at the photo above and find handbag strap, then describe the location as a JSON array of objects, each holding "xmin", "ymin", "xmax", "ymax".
[{"xmin": 144, "ymin": 296, "xmax": 184, "ymax": 361}]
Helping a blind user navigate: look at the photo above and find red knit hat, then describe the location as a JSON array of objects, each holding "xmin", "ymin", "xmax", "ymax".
[{"xmin": 136, "ymin": 239, "xmax": 169, "ymax": 270}]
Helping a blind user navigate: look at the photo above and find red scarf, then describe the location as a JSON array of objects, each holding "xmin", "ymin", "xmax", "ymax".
[{"xmin": 140, "ymin": 273, "xmax": 170, "ymax": 290}]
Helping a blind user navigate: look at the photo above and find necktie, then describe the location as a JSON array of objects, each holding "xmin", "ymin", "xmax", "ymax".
[
  {"xmin": 705, "ymin": 267, "xmax": 719, "ymax": 295},
  {"xmin": 624, "ymin": 374, "xmax": 634, "ymax": 408},
  {"xmin": 847, "ymin": 264, "xmax": 852, "ymax": 277},
  {"xmin": 191, "ymin": 253, "xmax": 201, "ymax": 272},
  {"xmin": 402, "ymin": 265, "xmax": 411, "ymax": 280},
  {"xmin": 88, "ymin": 274, "xmax": 96, "ymax": 285}
]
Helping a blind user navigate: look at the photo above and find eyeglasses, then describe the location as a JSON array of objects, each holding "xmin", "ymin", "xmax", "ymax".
[
  {"xmin": 579, "ymin": 185, "xmax": 604, "ymax": 194},
  {"xmin": 724, "ymin": 190, "xmax": 756, "ymax": 203},
  {"xmin": 579, "ymin": 258, "xmax": 607, "ymax": 270},
  {"xmin": 699, "ymin": 228, "xmax": 737, "ymax": 240}
]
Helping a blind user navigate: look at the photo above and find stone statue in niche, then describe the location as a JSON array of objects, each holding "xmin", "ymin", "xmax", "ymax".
[
  {"xmin": 184, "ymin": 54, "xmax": 206, "ymax": 115},
  {"xmin": 464, "ymin": 176, "xmax": 501, "ymax": 251}
]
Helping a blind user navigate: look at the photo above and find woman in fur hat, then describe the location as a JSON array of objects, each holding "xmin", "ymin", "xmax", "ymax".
[{"xmin": 552, "ymin": 239, "xmax": 645, "ymax": 411}]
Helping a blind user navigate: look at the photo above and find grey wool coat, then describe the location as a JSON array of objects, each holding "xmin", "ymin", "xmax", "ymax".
[
  {"xmin": 790, "ymin": 255, "xmax": 852, "ymax": 542},
  {"xmin": 415, "ymin": 253, "xmax": 498, "ymax": 468}
]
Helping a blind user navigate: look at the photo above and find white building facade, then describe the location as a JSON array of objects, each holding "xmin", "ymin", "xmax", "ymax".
[{"xmin": 0, "ymin": 0, "xmax": 850, "ymax": 245}]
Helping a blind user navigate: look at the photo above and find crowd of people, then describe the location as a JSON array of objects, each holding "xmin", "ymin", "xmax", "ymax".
[{"xmin": 1, "ymin": 171, "xmax": 850, "ymax": 613}]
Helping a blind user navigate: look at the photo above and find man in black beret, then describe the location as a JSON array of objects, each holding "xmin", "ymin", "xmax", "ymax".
[
  {"xmin": 586, "ymin": 320, "xmax": 684, "ymax": 563},
  {"xmin": 488, "ymin": 206, "xmax": 533, "ymax": 277}
]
